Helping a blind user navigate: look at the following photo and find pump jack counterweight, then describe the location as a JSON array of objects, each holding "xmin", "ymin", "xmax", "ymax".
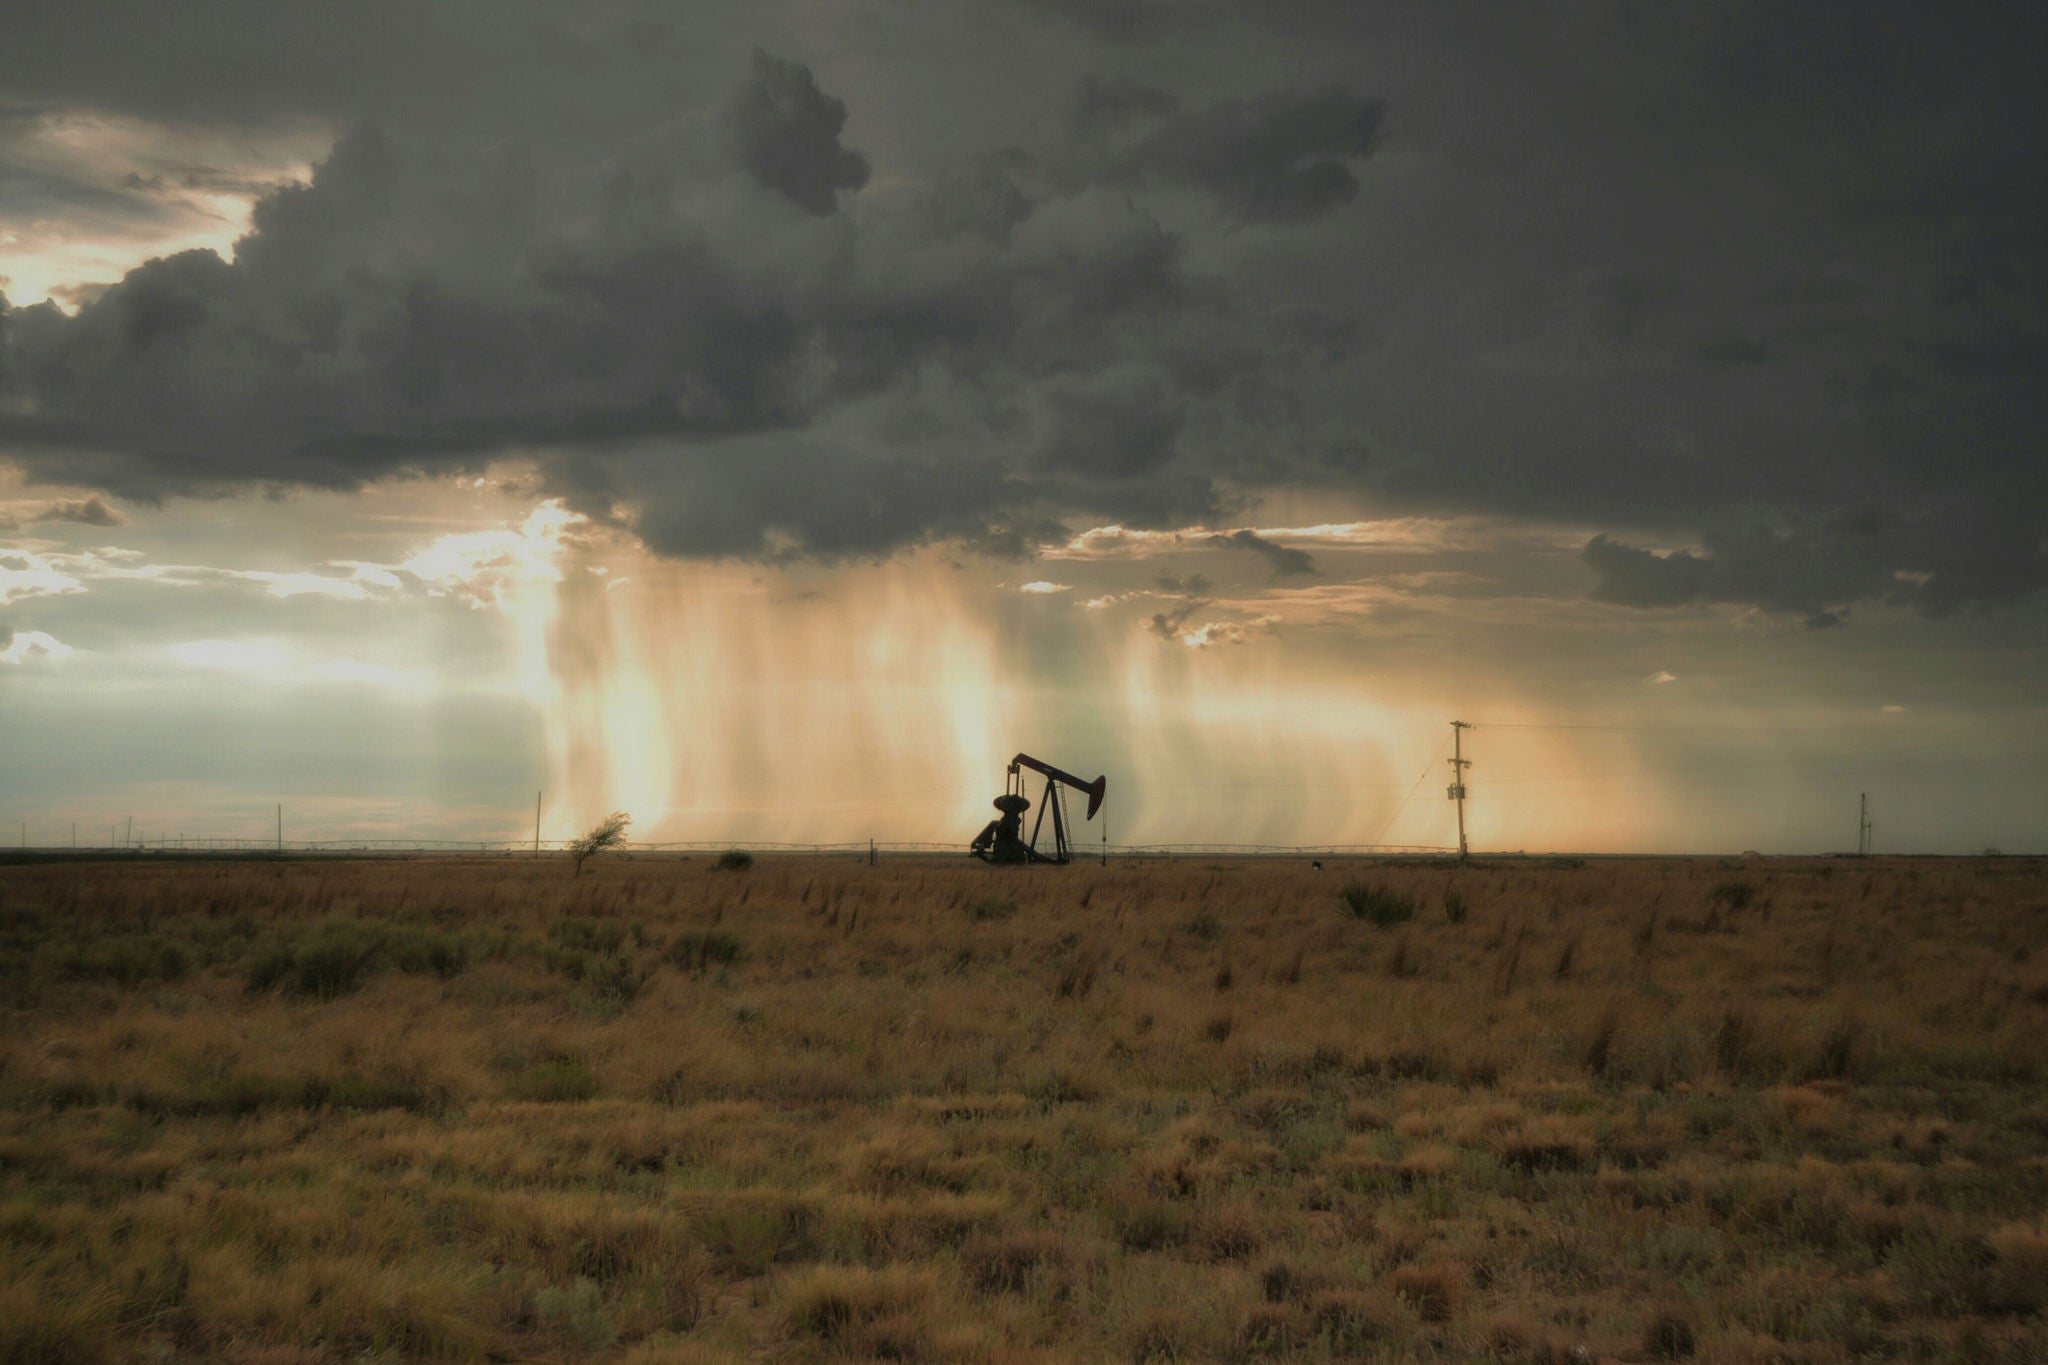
[{"xmin": 970, "ymin": 752, "xmax": 1108, "ymax": 865}]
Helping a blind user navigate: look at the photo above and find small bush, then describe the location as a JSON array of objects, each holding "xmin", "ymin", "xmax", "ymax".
[
  {"xmin": 716, "ymin": 849, "xmax": 754, "ymax": 871},
  {"xmin": 1187, "ymin": 909, "xmax": 1224, "ymax": 941},
  {"xmin": 1339, "ymin": 884, "xmax": 1416, "ymax": 926},
  {"xmin": 966, "ymin": 895, "xmax": 1017, "ymax": 922},
  {"xmin": 1443, "ymin": 890, "xmax": 1469, "ymax": 925}
]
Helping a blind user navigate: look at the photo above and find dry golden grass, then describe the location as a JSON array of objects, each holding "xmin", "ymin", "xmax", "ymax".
[{"xmin": 2, "ymin": 851, "xmax": 2046, "ymax": 1361}]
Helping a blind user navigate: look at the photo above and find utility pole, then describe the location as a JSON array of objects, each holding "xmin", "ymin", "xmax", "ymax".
[
  {"xmin": 126, "ymin": 815, "xmax": 133, "ymax": 848},
  {"xmin": 535, "ymin": 791, "xmax": 543, "ymax": 858},
  {"xmin": 1858, "ymin": 793, "xmax": 1872, "ymax": 857},
  {"xmin": 1447, "ymin": 721, "xmax": 1472, "ymax": 861},
  {"xmin": 277, "ymin": 804, "xmax": 282, "ymax": 854}
]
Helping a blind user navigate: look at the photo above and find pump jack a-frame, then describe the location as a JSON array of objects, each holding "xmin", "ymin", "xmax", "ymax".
[{"xmin": 969, "ymin": 753, "xmax": 1107, "ymax": 865}]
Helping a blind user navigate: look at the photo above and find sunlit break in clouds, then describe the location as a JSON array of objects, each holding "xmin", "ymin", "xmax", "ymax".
[{"xmin": 2, "ymin": 3, "xmax": 2044, "ymax": 853}]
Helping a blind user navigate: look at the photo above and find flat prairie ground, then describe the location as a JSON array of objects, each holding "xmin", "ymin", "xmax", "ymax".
[{"xmin": 2, "ymin": 853, "xmax": 2046, "ymax": 1364}]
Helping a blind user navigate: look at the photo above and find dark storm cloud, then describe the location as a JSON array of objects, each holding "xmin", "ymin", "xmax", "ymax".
[
  {"xmin": 1584, "ymin": 503, "xmax": 2048, "ymax": 622},
  {"xmin": 0, "ymin": 0, "xmax": 2043, "ymax": 620},
  {"xmin": 0, "ymin": 43, "xmax": 1362, "ymax": 559},
  {"xmin": 721, "ymin": 50, "xmax": 869, "ymax": 216},
  {"xmin": 1208, "ymin": 529, "xmax": 1316, "ymax": 578},
  {"xmin": 1111, "ymin": 87, "xmax": 1385, "ymax": 224}
]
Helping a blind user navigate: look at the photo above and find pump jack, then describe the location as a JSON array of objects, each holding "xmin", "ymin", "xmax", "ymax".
[{"xmin": 970, "ymin": 753, "xmax": 1107, "ymax": 865}]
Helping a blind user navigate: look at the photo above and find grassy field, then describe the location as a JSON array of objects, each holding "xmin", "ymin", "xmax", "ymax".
[{"xmin": 2, "ymin": 852, "xmax": 2045, "ymax": 1363}]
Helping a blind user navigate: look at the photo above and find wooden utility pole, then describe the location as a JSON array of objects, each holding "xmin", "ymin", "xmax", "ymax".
[
  {"xmin": 1858, "ymin": 793, "xmax": 1872, "ymax": 857},
  {"xmin": 276, "ymin": 804, "xmax": 282, "ymax": 854},
  {"xmin": 535, "ymin": 791, "xmax": 543, "ymax": 857},
  {"xmin": 1448, "ymin": 721, "xmax": 1472, "ymax": 861}
]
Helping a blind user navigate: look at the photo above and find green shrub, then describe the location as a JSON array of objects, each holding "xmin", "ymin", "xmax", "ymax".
[
  {"xmin": 548, "ymin": 917, "xmax": 627, "ymax": 955},
  {"xmin": 1710, "ymin": 880, "xmax": 1756, "ymax": 910},
  {"xmin": 242, "ymin": 920, "xmax": 385, "ymax": 998},
  {"xmin": 62, "ymin": 936, "xmax": 190, "ymax": 986},
  {"xmin": 384, "ymin": 925, "xmax": 476, "ymax": 979},
  {"xmin": 534, "ymin": 1278, "xmax": 616, "ymax": 1352},
  {"xmin": 716, "ymin": 850, "xmax": 755, "ymax": 871},
  {"xmin": 1339, "ymin": 884, "xmax": 1416, "ymax": 926},
  {"xmin": 666, "ymin": 929, "xmax": 746, "ymax": 972},
  {"xmin": 966, "ymin": 895, "xmax": 1017, "ymax": 922}
]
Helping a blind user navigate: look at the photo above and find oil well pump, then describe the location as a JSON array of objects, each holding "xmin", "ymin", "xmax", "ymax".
[{"xmin": 970, "ymin": 753, "xmax": 1107, "ymax": 865}]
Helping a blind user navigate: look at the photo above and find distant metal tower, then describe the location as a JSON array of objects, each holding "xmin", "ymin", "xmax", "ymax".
[
  {"xmin": 1858, "ymin": 792, "xmax": 1872, "ymax": 857},
  {"xmin": 1448, "ymin": 720, "xmax": 1472, "ymax": 859}
]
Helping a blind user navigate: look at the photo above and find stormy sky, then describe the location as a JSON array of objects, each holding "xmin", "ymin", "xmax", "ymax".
[{"xmin": 2, "ymin": 1, "xmax": 2043, "ymax": 853}]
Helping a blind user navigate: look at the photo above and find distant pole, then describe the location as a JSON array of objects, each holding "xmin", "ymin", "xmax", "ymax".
[
  {"xmin": 72, "ymin": 822, "xmax": 76, "ymax": 849},
  {"xmin": 277, "ymin": 804, "xmax": 282, "ymax": 854},
  {"xmin": 535, "ymin": 791, "xmax": 542, "ymax": 857},
  {"xmin": 1858, "ymin": 792, "xmax": 1872, "ymax": 857},
  {"xmin": 869, "ymin": 838, "xmax": 877, "ymax": 867},
  {"xmin": 126, "ymin": 815, "xmax": 133, "ymax": 848},
  {"xmin": 1448, "ymin": 721, "xmax": 1472, "ymax": 861}
]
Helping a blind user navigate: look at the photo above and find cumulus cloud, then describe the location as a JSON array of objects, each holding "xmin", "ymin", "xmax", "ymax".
[
  {"xmin": 35, "ymin": 495, "xmax": 125, "ymax": 526},
  {"xmin": 0, "ymin": 627, "xmax": 70, "ymax": 663}
]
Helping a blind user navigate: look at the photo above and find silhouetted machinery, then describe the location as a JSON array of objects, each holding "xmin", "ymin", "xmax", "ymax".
[{"xmin": 970, "ymin": 752, "xmax": 1107, "ymax": 865}]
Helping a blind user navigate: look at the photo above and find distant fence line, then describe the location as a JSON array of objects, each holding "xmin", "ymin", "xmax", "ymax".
[{"xmin": 14, "ymin": 837, "xmax": 1459, "ymax": 858}]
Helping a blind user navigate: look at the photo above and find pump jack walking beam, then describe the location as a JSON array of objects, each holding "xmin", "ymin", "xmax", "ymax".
[{"xmin": 969, "ymin": 752, "xmax": 1108, "ymax": 865}]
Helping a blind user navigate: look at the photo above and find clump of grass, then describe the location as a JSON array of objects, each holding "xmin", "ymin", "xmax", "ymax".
[
  {"xmin": 1388, "ymin": 1262, "xmax": 1462, "ymax": 1324},
  {"xmin": 960, "ymin": 1229, "xmax": 1069, "ymax": 1294},
  {"xmin": 534, "ymin": 1277, "xmax": 615, "ymax": 1352},
  {"xmin": 1642, "ymin": 1307, "xmax": 1697, "ymax": 1358},
  {"xmin": 548, "ymin": 917, "xmax": 628, "ymax": 955},
  {"xmin": 715, "ymin": 849, "xmax": 754, "ymax": 871},
  {"xmin": 1187, "ymin": 909, "xmax": 1224, "ymax": 941},
  {"xmin": 781, "ymin": 1265, "xmax": 932, "ymax": 1358},
  {"xmin": 1386, "ymin": 934, "xmax": 1419, "ymax": 978},
  {"xmin": 966, "ymin": 895, "xmax": 1017, "ymax": 922},
  {"xmin": 1710, "ymin": 880, "xmax": 1756, "ymax": 910},
  {"xmin": 1309, "ymin": 1288, "xmax": 1399, "ymax": 1353},
  {"xmin": 1339, "ymin": 884, "xmax": 1416, "ymax": 926},
  {"xmin": 1443, "ymin": 890, "xmax": 1469, "ymax": 925},
  {"xmin": 1114, "ymin": 1198, "xmax": 1192, "ymax": 1251},
  {"xmin": 59, "ymin": 936, "xmax": 191, "ymax": 987},
  {"xmin": 507, "ymin": 1058, "xmax": 598, "ymax": 1102}
]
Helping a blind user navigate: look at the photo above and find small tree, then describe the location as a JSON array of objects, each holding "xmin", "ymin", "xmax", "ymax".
[{"xmin": 570, "ymin": 811, "xmax": 632, "ymax": 876}]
